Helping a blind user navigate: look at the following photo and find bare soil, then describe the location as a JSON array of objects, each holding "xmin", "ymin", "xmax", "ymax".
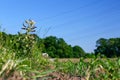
[
  {"xmin": 40, "ymin": 72, "xmax": 85, "ymax": 80},
  {"xmin": 0, "ymin": 71, "xmax": 86, "ymax": 80}
]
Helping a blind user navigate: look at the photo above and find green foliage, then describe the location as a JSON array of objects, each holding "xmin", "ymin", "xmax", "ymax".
[
  {"xmin": 0, "ymin": 20, "xmax": 54, "ymax": 79},
  {"xmin": 73, "ymin": 45, "xmax": 85, "ymax": 57},
  {"xmin": 95, "ymin": 38, "xmax": 120, "ymax": 57},
  {"xmin": 0, "ymin": 31, "xmax": 85, "ymax": 58},
  {"xmin": 0, "ymin": 46, "xmax": 54, "ymax": 79},
  {"xmin": 57, "ymin": 58, "xmax": 120, "ymax": 80},
  {"xmin": 15, "ymin": 20, "xmax": 37, "ymax": 58},
  {"xmin": 43, "ymin": 36, "xmax": 85, "ymax": 58}
]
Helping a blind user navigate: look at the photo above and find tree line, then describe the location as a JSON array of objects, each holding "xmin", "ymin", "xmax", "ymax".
[
  {"xmin": 0, "ymin": 20, "xmax": 120, "ymax": 58},
  {"xmin": 95, "ymin": 38, "xmax": 120, "ymax": 58},
  {"xmin": 1, "ymin": 31, "xmax": 120, "ymax": 58},
  {"xmin": 0, "ymin": 31, "xmax": 86, "ymax": 58}
]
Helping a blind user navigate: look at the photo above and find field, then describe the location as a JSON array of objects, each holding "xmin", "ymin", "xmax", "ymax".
[
  {"xmin": 0, "ymin": 49, "xmax": 120, "ymax": 80},
  {"xmin": 58, "ymin": 58, "xmax": 118, "ymax": 62},
  {"xmin": 0, "ymin": 20, "xmax": 120, "ymax": 80},
  {"xmin": 37, "ymin": 58, "xmax": 120, "ymax": 80},
  {"xmin": 54, "ymin": 58, "xmax": 120, "ymax": 80}
]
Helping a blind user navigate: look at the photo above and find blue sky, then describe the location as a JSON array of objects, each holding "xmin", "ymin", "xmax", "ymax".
[{"xmin": 0, "ymin": 0, "xmax": 120, "ymax": 52}]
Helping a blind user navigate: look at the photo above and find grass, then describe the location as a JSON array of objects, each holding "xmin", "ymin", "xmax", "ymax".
[
  {"xmin": 57, "ymin": 58, "xmax": 118, "ymax": 63},
  {"xmin": 56, "ymin": 58, "xmax": 120, "ymax": 80},
  {"xmin": 0, "ymin": 46, "xmax": 120, "ymax": 79}
]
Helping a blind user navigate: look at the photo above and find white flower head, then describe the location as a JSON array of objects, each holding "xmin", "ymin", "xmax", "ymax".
[{"xmin": 29, "ymin": 19, "xmax": 36, "ymax": 26}]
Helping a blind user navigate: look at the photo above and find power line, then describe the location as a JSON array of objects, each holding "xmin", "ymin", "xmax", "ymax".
[
  {"xmin": 40, "ymin": 7, "xmax": 120, "ymax": 39},
  {"xmin": 36, "ymin": 0, "xmax": 119, "ymax": 39},
  {"xmin": 36, "ymin": 0, "xmax": 103, "ymax": 36},
  {"xmin": 42, "ymin": 26, "xmax": 52, "ymax": 38},
  {"xmin": 39, "ymin": 0, "xmax": 103, "ymax": 21},
  {"xmin": 66, "ymin": 23, "xmax": 120, "ymax": 43},
  {"xmin": 50, "ymin": 4, "xmax": 118, "ymax": 30}
]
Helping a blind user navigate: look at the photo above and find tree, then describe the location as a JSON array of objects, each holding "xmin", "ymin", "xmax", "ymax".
[
  {"xmin": 95, "ymin": 38, "xmax": 120, "ymax": 57},
  {"xmin": 43, "ymin": 36, "xmax": 74, "ymax": 58},
  {"xmin": 73, "ymin": 45, "xmax": 85, "ymax": 57},
  {"xmin": 0, "ymin": 28, "xmax": 85, "ymax": 58},
  {"xmin": 43, "ymin": 36, "xmax": 57, "ymax": 57},
  {"xmin": 56, "ymin": 38, "xmax": 73, "ymax": 58}
]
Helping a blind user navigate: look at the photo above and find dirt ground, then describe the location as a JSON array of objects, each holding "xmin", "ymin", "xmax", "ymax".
[
  {"xmin": 39, "ymin": 72, "xmax": 86, "ymax": 80},
  {"xmin": 0, "ymin": 71, "xmax": 86, "ymax": 80}
]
